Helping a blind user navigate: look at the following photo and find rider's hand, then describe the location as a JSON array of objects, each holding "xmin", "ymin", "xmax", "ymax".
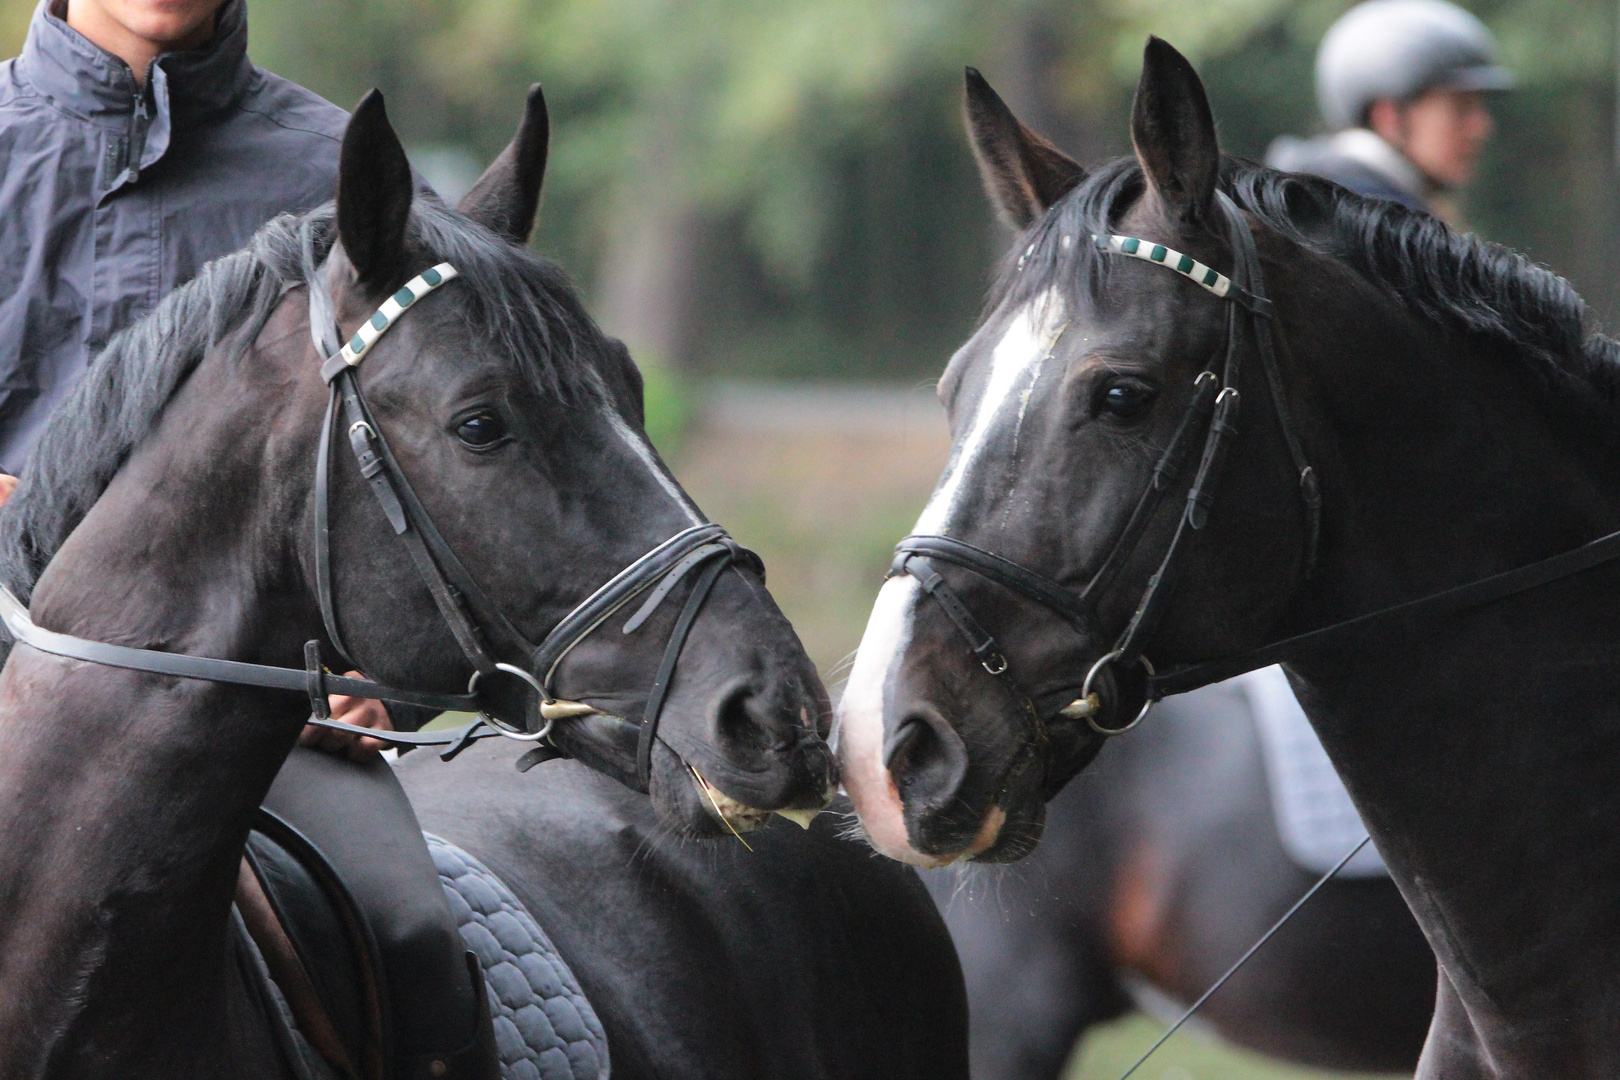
[
  {"xmin": 0, "ymin": 474, "xmax": 18, "ymax": 508},
  {"xmin": 299, "ymin": 671, "xmax": 394, "ymax": 761}
]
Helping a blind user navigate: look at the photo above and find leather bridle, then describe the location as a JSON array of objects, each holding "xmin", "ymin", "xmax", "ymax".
[
  {"xmin": 2, "ymin": 258, "xmax": 761, "ymax": 787},
  {"xmin": 892, "ymin": 192, "xmax": 1322, "ymax": 736},
  {"xmin": 892, "ymin": 191, "xmax": 1620, "ymax": 737}
]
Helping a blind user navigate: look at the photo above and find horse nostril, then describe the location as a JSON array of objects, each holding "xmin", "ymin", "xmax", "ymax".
[
  {"xmin": 884, "ymin": 710, "xmax": 969, "ymax": 811},
  {"xmin": 716, "ymin": 684, "xmax": 791, "ymax": 754}
]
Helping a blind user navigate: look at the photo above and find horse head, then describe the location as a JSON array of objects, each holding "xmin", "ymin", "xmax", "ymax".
[
  {"xmin": 838, "ymin": 41, "xmax": 1320, "ymax": 865},
  {"xmin": 309, "ymin": 89, "xmax": 837, "ymax": 834}
]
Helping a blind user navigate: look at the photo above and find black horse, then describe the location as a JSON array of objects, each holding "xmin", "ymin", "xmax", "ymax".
[
  {"xmin": 925, "ymin": 679, "xmax": 1434, "ymax": 1078},
  {"xmin": 400, "ymin": 740, "xmax": 967, "ymax": 1080},
  {"xmin": 0, "ymin": 90, "xmax": 853, "ymax": 1075},
  {"xmin": 840, "ymin": 37, "xmax": 1620, "ymax": 1077}
]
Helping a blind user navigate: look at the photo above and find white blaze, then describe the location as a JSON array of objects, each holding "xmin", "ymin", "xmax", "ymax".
[
  {"xmin": 605, "ymin": 407, "xmax": 702, "ymax": 524},
  {"xmin": 838, "ymin": 292, "xmax": 1066, "ymax": 864}
]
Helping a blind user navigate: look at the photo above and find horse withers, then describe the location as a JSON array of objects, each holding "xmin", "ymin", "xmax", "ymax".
[
  {"xmin": 840, "ymin": 35, "xmax": 1620, "ymax": 1078},
  {"xmin": 0, "ymin": 88, "xmax": 834, "ymax": 1076}
]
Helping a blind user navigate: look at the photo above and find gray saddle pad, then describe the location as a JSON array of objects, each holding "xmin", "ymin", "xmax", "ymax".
[
  {"xmin": 1231, "ymin": 667, "xmax": 1388, "ymax": 879},
  {"xmin": 427, "ymin": 834, "xmax": 610, "ymax": 1080}
]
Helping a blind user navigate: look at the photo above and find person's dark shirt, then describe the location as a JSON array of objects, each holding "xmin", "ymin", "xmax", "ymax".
[{"xmin": 0, "ymin": 0, "xmax": 346, "ymax": 472}]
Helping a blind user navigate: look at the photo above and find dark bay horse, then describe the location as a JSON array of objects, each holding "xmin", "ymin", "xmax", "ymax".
[
  {"xmin": 925, "ymin": 680, "xmax": 1433, "ymax": 1078},
  {"xmin": 0, "ymin": 89, "xmax": 847, "ymax": 1075},
  {"xmin": 840, "ymin": 37, "xmax": 1620, "ymax": 1076}
]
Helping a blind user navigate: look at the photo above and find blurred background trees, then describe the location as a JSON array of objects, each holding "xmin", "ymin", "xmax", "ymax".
[{"xmin": 7, "ymin": 0, "xmax": 1616, "ymax": 387}]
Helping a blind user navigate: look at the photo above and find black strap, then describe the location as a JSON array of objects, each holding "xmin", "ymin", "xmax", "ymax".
[
  {"xmin": 894, "ymin": 537, "xmax": 1092, "ymax": 629},
  {"xmin": 301, "ymin": 715, "xmax": 508, "ymax": 762},
  {"xmin": 313, "ymin": 388, "xmax": 354, "ymax": 667},
  {"xmin": 0, "ymin": 586, "xmax": 477, "ymax": 714},
  {"xmin": 532, "ymin": 524, "xmax": 760, "ymax": 688},
  {"xmin": 333, "ymin": 371, "xmax": 499, "ymax": 677},
  {"xmin": 1216, "ymin": 191, "xmax": 1321, "ymax": 574},
  {"xmin": 637, "ymin": 552, "xmax": 731, "ymax": 785},
  {"xmin": 897, "ymin": 554, "xmax": 1008, "ymax": 674},
  {"xmin": 1150, "ymin": 524, "xmax": 1620, "ymax": 698}
]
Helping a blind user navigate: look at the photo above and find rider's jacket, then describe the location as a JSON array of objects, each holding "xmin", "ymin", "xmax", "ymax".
[
  {"xmin": 1265, "ymin": 128, "xmax": 1434, "ymax": 214},
  {"xmin": 0, "ymin": 0, "xmax": 345, "ymax": 472}
]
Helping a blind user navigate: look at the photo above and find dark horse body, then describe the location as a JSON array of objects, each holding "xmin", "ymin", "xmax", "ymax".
[
  {"xmin": 926, "ymin": 680, "xmax": 1433, "ymax": 1078},
  {"xmin": 0, "ymin": 90, "xmax": 966, "ymax": 1078},
  {"xmin": 401, "ymin": 740, "xmax": 967, "ymax": 1080},
  {"xmin": 841, "ymin": 40, "xmax": 1620, "ymax": 1077}
]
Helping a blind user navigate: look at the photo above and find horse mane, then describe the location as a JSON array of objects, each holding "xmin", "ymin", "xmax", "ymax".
[
  {"xmin": 0, "ymin": 198, "xmax": 605, "ymax": 607},
  {"xmin": 991, "ymin": 156, "xmax": 1620, "ymax": 407}
]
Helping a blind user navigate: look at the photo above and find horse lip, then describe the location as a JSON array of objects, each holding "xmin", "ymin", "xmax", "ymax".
[{"xmin": 690, "ymin": 767, "xmax": 773, "ymax": 833}]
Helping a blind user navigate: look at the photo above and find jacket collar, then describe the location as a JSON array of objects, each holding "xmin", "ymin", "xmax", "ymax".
[
  {"xmin": 15, "ymin": 0, "xmax": 254, "ymax": 126},
  {"xmin": 1329, "ymin": 128, "xmax": 1433, "ymax": 202}
]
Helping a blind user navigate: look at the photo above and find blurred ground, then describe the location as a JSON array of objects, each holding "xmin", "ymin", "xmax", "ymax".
[
  {"xmin": 672, "ymin": 381, "xmax": 1413, "ymax": 1080},
  {"xmin": 1066, "ymin": 1015, "xmax": 1409, "ymax": 1080}
]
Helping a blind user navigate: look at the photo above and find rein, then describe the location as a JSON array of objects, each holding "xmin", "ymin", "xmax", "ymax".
[
  {"xmin": 892, "ymin": 191, "xmax": 1620, "ymax": 733},
  {"xmin": 3, "ymin": 258, "xmax": 760, "ymax": 786}
]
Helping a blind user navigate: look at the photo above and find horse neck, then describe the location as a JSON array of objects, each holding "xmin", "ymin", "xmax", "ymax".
[
  {"xmin": 1286, "ymin": 306, "xmax": 1620, "ymax": 1061},
  {"xmin": 0, "ymin": 339, "xmax": 315, "ymax": 1075}
]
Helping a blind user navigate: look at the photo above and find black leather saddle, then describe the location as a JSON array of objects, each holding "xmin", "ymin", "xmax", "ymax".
[{"xmin": 236, "ymin": 808, "xmax": 498, "ymax": 1080}]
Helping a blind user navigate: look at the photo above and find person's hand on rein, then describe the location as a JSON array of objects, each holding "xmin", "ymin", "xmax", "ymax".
[
  {"xmin": 301, "ymin": 673, "xmax": 394, "ymax": 760},
  {"xmin": 0, "ymin": 474, "xmax": 18, "ymax": 507}
]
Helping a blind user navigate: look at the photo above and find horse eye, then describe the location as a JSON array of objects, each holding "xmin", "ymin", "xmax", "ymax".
[
  {"xmin": 1100, "ymin": 381, "xmax": 1157, "ymax": 420},
  {"xmin": 456, "ymin": 412, "xmax": 506, "ymax": 448}
]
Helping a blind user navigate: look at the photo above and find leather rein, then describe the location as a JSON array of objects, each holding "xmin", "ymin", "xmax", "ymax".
[
  {"xmin": 2, "ymin": 259, "xmax": 759, "ymax": 785},
  {"xmin": 891, "ymin": 191, "xmax": 1620, "ymax": 733}
]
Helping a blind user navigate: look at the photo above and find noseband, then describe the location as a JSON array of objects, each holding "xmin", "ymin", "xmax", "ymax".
[
  {"xmin": 892, "ymin": 192, "xmax": 1319, "ymax": 736},
  {"xmin": 1, "ymin": 257, "xmax": 760, "ymax": 788}
]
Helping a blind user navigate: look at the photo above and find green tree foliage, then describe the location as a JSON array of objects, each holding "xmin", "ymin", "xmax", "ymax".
[{"xmin": 4, "ymin": 0, "xmax": 1619, "ymax": 377}]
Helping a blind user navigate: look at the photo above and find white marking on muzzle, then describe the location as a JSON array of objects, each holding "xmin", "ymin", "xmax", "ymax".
[{"xmin": 838, "ymin": 293, "xmax": 1065, "ymax": 865}]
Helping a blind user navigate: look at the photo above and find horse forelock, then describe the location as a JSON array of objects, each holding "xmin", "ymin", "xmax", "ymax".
[
  {"xmin": 988, "ymin": 156, "xmax": 1620, "ymax": 413},
  {"xmin": 0, "ymin": 198, "xmax": 614, "ymax": 619}
]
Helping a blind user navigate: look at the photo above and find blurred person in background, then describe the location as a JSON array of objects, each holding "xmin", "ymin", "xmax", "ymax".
[
  {"xmin": 0, "ymin": 3, "xmax": 494, "ymax": 1074},
  {"xmin": 1267, "ymin": 0, "xmax": 1512, "ymax": 222}
]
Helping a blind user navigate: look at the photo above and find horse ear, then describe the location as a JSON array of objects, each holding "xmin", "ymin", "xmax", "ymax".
[
  {"xmin": 1131, "ymin": 37, "xmax": 1220, "ymax": 224},
  {"xmin": 337, "ymin": 90, "xmax": 414, "ymax": 287},
  {"xmin": 458, "ymin": 84, "xmax": 550, "ymax": 244},
  {"xmin": 963, "ymin": 67, "xmax": 1086, "ymax": 230}
]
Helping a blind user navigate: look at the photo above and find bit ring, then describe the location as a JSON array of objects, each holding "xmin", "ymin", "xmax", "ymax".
[
  {"xmin": 468, "ymin": 662, "xmax": 553, "ymax": 742},
  {"xmin": 1079, "ymin": 650, "xmax": 1156, "ymax": 736}
]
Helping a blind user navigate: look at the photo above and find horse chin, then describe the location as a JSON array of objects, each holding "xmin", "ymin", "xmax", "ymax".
[
  {"xmin": 688, "ymin": 768, "xmax": 775, "ymax": 834},
  {"xmin": 958, "ymin": 800, "xmax": 1045, "ymax": 863},
  {"xmin": 644, "ymin": 748, "xmax": 771, "ymax": 837},
  {"xmin": 540, "ymin": 705, "xmax": 832, "ymax": 836}
]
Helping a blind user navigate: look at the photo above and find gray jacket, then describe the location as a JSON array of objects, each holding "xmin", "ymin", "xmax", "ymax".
[{"xmin": 0, "ymin": 0, "xmax": 346, "ymax": 471}]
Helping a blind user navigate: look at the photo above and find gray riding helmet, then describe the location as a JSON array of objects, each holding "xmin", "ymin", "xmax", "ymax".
[{"xmin": 1316, "ymin": 0, "xmax": 1514, "ymax": 130}]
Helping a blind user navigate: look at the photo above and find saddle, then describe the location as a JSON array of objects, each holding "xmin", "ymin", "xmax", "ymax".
[{"xmin": 234, "ymin": 808, "xmax": 498, "ymax": 1080}]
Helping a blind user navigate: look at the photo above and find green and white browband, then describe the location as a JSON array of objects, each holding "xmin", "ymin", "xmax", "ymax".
[
  {"xmin": 338, "ymin": 262, "xmax": 460, "ymax": 367},
  {"xmin": 1096, "ymin": 235, "xmax": 1231, "ymax": 299}
]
